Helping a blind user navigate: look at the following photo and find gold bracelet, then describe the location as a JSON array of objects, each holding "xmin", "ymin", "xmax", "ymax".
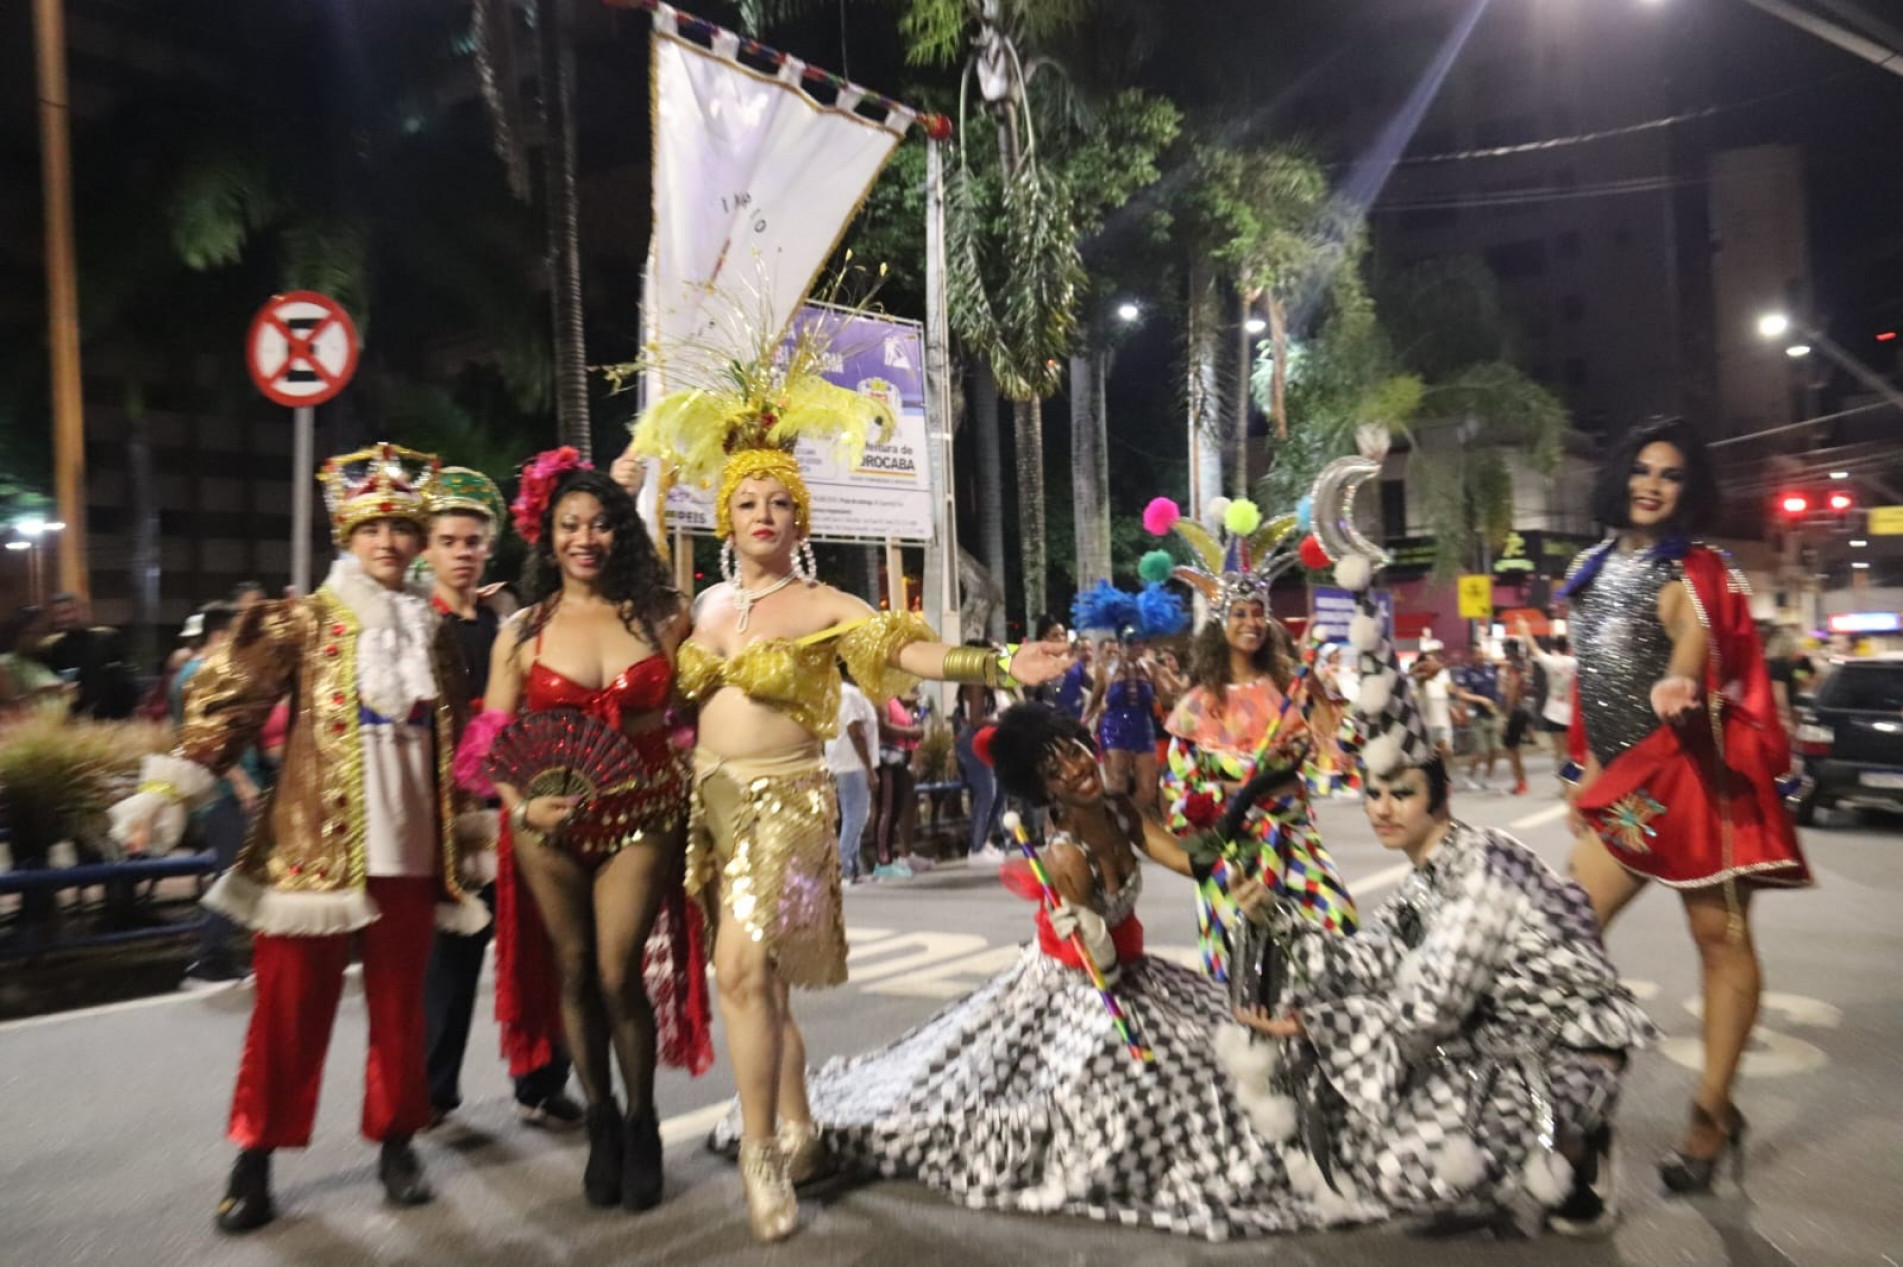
[
  {"xmin": 940, "ymin": 645, "xmax": 1000, "ymax": 688},
  {"xmin": 137, "ymin": 780, "xmax": 184, "ymax": 804}
]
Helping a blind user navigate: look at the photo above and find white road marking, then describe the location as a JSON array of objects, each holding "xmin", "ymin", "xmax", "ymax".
[{"xmin": 1510, "ymin": 803, "xmax": 1572, "ymax": 830}]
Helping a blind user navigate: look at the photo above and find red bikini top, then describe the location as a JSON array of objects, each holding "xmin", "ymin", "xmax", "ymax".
[{"xmin": 523, "ymin": 626, "xmax": 673, "ymax": 731}]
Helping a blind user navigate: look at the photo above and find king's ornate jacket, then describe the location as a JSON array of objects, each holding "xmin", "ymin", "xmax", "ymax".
[{"xmin": 181, "ymin": 578, "xmax": 490, "ymax": 937}]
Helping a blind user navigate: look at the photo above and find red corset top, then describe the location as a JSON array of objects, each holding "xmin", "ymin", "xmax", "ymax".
[{"xmin": 524, "ymin": 655, "xmax": 673, "ymax": 733}]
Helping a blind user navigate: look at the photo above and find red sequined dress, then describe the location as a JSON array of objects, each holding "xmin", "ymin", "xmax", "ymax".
[{"xmin": 494, "ymin": 647, "xmax": 712, "ymax": 1078}]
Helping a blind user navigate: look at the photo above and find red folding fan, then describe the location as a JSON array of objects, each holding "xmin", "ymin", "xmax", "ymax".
[{"xmin": 484, "ymin": 710, "xmax": 643, "ymax": 804}]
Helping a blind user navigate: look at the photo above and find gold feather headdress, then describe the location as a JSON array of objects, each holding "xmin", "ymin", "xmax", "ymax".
[{"xmin": 619, "ymin": 275, "xmax": 895, "ymax": 540}]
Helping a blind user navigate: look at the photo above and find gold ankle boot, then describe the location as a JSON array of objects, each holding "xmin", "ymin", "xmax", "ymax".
[
  {"xmin": 778, "ymin": 1118, "xmax": 829, "ymax": 1187},
  {"xmin": 737, "ymin": 1137, "xmax": 798, "ymax": 1243}
]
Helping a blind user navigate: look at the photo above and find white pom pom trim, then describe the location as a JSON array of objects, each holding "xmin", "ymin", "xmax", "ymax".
[
  {"xmin": 1348, "ymin": 613, "xmax": 1380, "ymax": 652},
  {"xmin": 1521, "ymin": 1148, "xmax": 1573, "ymax": 1206},
  {"xmin": 1001, "ymin": 810, "xmax": 1022, "ymax": 833},
  {"xmin": 1353, "ymin": 669, "xmax": 1394, "ymax": 715},
  {"xmin": 1362, "ymin": 732, "xmax": 1402, "ymax": 778},
  {"xmin": 1205, "ymin": 496, "xmax": 1232, "ymax": 530},
  {"xmin": 1334, "ymin": 554, "xmax": 1373, "ymax": 593},
  {"xmin": 1436, "ymin": 1134, "xmax": 1488, "ymax": 1194}
]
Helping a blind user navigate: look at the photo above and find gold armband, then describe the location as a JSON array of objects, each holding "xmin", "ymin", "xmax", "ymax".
[
  {"xmin": 137, "ymin": 780, "xmax": 185, "ymax": 804},
  {"xmin": 941, "ymin": 645, "xmax": 1002, "ymax": 688}
]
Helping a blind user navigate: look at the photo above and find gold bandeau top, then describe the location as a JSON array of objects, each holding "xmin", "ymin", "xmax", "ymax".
[{"xmin": 677, "ymin": 610, "xmax": 935, "ymax": 740}]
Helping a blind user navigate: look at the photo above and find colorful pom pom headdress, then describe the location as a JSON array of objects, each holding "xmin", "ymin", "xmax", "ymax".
[
  {"xmin": 1140, "ymin": 494, "xmax": 1303, "ymax": 611},
  {"xmin": 319, "ymin": 442, "xmax": 439, "ymax": 546},
  {"xmin": 623, "ymin": 300, "xmax": 895, "ymax": 541}
]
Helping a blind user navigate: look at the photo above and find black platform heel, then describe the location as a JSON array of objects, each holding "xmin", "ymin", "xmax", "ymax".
[
  {"xmin": 622, "ymin": 1103, "xmax": 664, "ymax": 1211},
  {"xmin": 1659, "ymin": 1103, "xmax": 1747, "ymax": 1194},
  {"xmin": 583, "ymin": 1098, "xmax": 625, "ymax": 1207}
]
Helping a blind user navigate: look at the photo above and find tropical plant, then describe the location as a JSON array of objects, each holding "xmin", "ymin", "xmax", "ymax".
[
  {"xmin": 1250, "ymin": 254, "xmax": 1569, "ymax": 577},
  {"xmin": 0, "ymin": 713, "xmax": 171, "ymax": 863}
]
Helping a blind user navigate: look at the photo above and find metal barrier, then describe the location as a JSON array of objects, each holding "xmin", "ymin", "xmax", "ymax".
[{"xmin": 0, "ymin": 851, "xmax": 218, "ymax": 958}]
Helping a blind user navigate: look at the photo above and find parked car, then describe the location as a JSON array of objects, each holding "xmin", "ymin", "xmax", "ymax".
[{"xmin": 1793, "ymin": 655, "xmax": 1903, "ymax": 825}]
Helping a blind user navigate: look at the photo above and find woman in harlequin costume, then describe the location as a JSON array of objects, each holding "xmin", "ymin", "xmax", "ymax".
[
  {"xmin": 1221, "ymin": 520, "xmax": 1654, "ymax": 1238},
  {"xmin": 1557, "ymin": 418, "xmax": 1810, "ymax": 1194},
  {"xmin": 1142, "ymin": 495, "xmax": 1358, "ymax": 979},
  {"xmin": 620, "ymin": 324, "xmax": 1072, "ymax": 1242},
  {"xmin": 456, "ymin": 449, "xmax": 712, "ymax": 1214},
  {"xmin": 108, "ymin": 444, "xmax": 493, "ymax": 1232}
]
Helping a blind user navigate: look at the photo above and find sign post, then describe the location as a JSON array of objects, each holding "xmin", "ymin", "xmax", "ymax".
[{"xmin": 245, "ymin": 291, "xmax": 360, "ymax": 596}]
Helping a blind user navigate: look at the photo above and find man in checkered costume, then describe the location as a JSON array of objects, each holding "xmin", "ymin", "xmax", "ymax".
[{"xmin": 1224, "ymin": 558, "xmax": 1655, "ymax": 1237}]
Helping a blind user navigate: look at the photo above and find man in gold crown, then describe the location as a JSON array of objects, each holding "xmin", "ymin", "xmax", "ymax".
[
  {"xmin": 622, "ymin": 329, "xmax": 1073, "ymax": 1242},
  {"xmin": 111, "ymin": 442, "xmax": 491, "ymax": 1234}
]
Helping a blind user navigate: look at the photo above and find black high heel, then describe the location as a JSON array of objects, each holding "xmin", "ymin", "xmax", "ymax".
[
  {"xmin": 622, "ymin": 1103, "xmax": 664, "ymax": 1211},
  {"xmin": 583, "ymin": 1099, "xmax": 624, "ymax": 1207},
  {"xmin": 1659, "ymin": 1102, "xmax": 1747, "ymax": 1194},
  {"xmin": 214, "ymin": 1148, "xmax": 275, "ymax": 1234}
]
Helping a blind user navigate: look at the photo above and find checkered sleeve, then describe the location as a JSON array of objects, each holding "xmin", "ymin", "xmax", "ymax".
[
  {"xmin": 1161, "ymin": 736, "xmax": 1227, "ymax": 835},
  {"xmin": 1293, "ymin": 857, "xmax": 1520, "ymax": 1119}
]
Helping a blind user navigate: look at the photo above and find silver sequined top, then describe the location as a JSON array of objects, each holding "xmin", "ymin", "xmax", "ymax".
[{"xmin": 1569, "ymin": 547, "xmax": 1679, "ymax": 766}]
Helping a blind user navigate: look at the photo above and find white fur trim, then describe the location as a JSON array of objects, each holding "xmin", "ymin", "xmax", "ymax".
[
  {"xmin": 1347, "ymin": 613, "xmax": 1380, "ymax": 652},
  {"xmin": 459, "ymin": 846, "xmax": 499, "ymax": 887},
  {"xmin": 1362, "ymin": 732, "xmax": 1402, "ymax": 777},
  {"xmin": 1436, "ymin": 1134, "xmax": 1487, "ymax": 1194},
  {"xmin": 436, "ymin": 895, "xmax": 492, "ymax": 935},
  {"xmin": 1522, "ymin": 1148, "xmax": 1573, "ymax": 1206},
  {"xmin": 1353, "ymin": 669, "xmax": 1394, "ymax": 715},
  {"xmin": 1214, "ymin": 1023, "xmax": 1279, "ymax": 1089},
  {"xmin": 109, "ymin": 754, "xmax": 220, "ymax": 851},
  {"xmin": 203, "ymin": 871, "xmax": 380, "ymax": 936},
  {"xmin": 1334, "ymin": 555, "xmax": 1373, "ymax": 593},
  {"xmin": 1239, "ymin": 1086, "xmax": 1298, "ymax": 1143},
  {"xmin": 323, "ymin": 555, "xmax": 440, "ymax": 720}
]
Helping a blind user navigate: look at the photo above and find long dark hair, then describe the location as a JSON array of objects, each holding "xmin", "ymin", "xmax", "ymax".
[
  {"xmin": 1188, "ymin": 604, "xmax": 1295, "ymax": 701},
  {"xmin": 1589, "ymin": 417, "xmax": 1720, "ymax": 535},
  {"xmin": 516, "ymin": 469, "xmax": 678, "ymax": 649}
]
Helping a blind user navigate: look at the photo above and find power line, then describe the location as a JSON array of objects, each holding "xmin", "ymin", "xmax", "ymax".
[{"xmin": 1370, "ymin": 173, "xmax": 1704, "ymax": 214}]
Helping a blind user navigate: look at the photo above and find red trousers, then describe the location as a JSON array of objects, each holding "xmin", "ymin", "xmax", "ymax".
[{"xmin": 227, "ymin": 877, "xmax": 436, "ymax": 1151}]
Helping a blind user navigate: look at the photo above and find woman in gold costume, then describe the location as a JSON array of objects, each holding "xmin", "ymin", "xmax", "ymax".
[{"xmin": 621, "ymin": 345, "xmax": 1071, "ymax": 1242}]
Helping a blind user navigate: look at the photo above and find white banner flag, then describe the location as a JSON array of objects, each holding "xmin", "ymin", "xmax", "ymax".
[{"xmin": 647, "ymin": 6, "xmax": 908, "ymax": 393}]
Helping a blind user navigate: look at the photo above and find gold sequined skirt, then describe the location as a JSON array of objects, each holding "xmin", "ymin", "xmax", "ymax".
[{"xmin": 688, "ymin": 747, "xmax": 846, "ymax": 988}]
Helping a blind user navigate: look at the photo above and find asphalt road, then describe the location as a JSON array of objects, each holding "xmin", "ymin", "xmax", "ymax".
[{"xmin": 3, "ymin": 764, "xmax": 1899, "ymax": 1267}]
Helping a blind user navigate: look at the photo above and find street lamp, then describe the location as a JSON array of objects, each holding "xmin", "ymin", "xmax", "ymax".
[
  {"xmin": 1116, "ymin": 301, "xmax": 1141, "ymax": 323},
  {"xmin": 1757, "ymin": 312, "xmax": 1792, "ymax": 339},
  {"xmin": 1244, "ymin": 317, "xmax": 1267, "ymax": 335},
  {"xmin": 11, "ymin": 518, "xmax": 66, "ymax": 605},
  {"xmin": 1785, "ymin": 343, "xmax": 1813, "ymax": 358}
]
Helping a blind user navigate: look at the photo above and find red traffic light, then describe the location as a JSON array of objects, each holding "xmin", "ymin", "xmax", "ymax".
[
  {"xmin": 1828, "ymin": 492, "xmax": 1854, "ymax": 512},
  {"xmin": 1779, "ymin": 494, "xmax": 1810, "ymax": 516}
]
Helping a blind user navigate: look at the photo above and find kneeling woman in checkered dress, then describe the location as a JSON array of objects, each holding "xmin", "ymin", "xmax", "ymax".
[
  {"xmin": 714, "ymin": 702, "xmax": 1373, "ymax": 1240},
  {"xmin": 1225, "ymin": 584, "xmax": 1656, "ymax": 1238}
]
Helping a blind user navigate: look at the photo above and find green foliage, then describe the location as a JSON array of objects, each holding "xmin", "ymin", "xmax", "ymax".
[
  {"xmin": 165, "ymin": 147, "xmax": 280, "ymax": 270},
  {"xmin": 0, "ymin": 714, "xmax": 172, "ymax": 856},
  {"xmin": 900, "ymin": 0, "xmax": 1100, "ymax": 68}
]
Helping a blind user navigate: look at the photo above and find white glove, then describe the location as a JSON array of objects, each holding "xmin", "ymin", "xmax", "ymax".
[
  {"xmin": 1049, "ymin": 898, "xmax": 1121, "ymax": 985},
  {"xmin": 107, "ymin": 753, "xmax": 216, "ymax": 854}
]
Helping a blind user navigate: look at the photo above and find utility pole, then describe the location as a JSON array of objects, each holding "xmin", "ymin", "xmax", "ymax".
[{"xmin": 32, "ymin": 0, "xmax": 88, "ymax": 600}]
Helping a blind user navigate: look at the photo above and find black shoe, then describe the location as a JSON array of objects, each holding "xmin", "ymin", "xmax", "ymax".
[
  {"xmin": 1660, "ymin": 1103, "xmax": 1747, "ymax": 1195},
  {"xmin": 215, "ymin": 1149, "xmax": 275, "ymax": 1234},
  {"xmin": 1549, "ymin": 1125, "xmax": 1618, "ymax": 1237},
  {"xmin": 378, "ymin": 1135, "xmax": 434, "ymax": 1207},
  {"xmin": 583, "ymin": 1100, "xmax": 624, "ymax": 1208},
  {"xmin": 515, "ymin": 1092, "xmax": 586, "ymax": 1132},
  {"xmin": 622, "ymin": 1104, "xmax": 664, "ymax": 1212}
]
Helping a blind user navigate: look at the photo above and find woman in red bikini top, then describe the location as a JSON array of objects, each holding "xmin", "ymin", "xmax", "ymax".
[{"xmin": 474, "ymin": 458, "xmax": 710, "ymax": 1215}]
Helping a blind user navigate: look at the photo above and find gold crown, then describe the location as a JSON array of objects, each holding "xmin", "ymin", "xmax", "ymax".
[{"xmin": 319, "ymin": 442, "xmax": 440, "ymax": 545}]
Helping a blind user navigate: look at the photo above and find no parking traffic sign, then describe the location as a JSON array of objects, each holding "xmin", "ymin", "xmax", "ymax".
[{"xmin": 245, "ymin": 290, "xmax": 360, "ymax": 407}]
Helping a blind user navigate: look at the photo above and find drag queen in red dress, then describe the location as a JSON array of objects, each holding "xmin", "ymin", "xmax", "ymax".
[
  {"xmin": 1559, "ymin": 418, "xmax": 1810, "ymax": 1193},
  {"xmin": 459, "ymin": 451, "xmax": 711, "ymax": 1214}
]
